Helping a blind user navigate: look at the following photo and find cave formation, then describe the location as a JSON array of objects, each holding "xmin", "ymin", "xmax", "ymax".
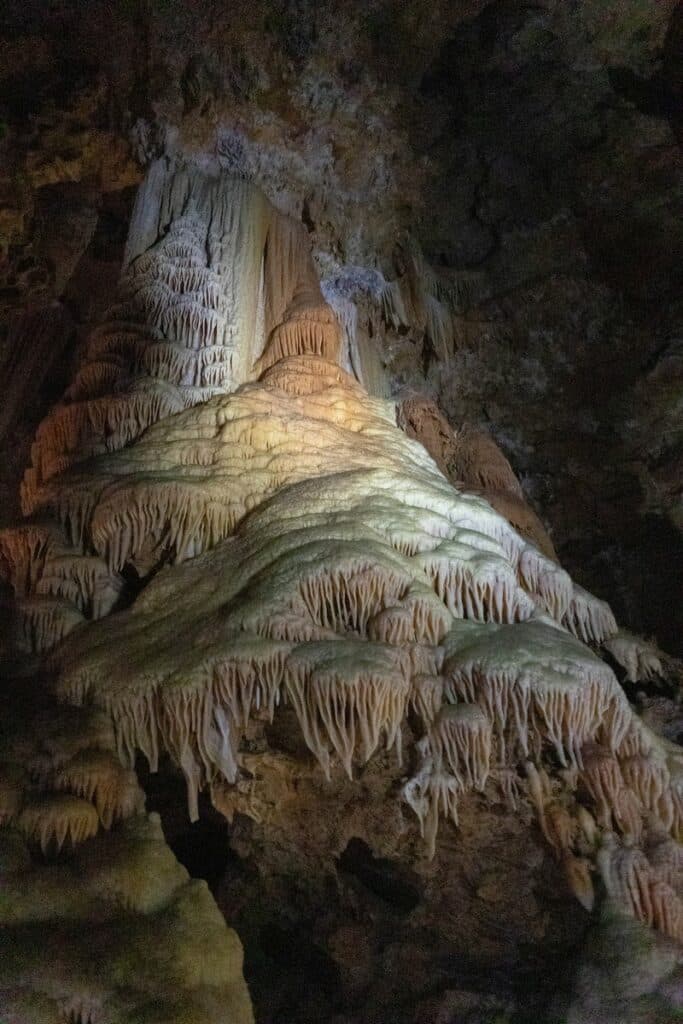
[{"xmin": 1, "ymin": 3, "xmax": 682, "ymax": 1023}]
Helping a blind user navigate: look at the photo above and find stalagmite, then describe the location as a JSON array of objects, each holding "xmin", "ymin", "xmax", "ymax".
[
  {"xmin": 0, "ymin": 811, "xmax": 253, "ymax": 1021},
  {"xmin": 3, "ymin": 155, "xmax": 682, "ymax": 983}
]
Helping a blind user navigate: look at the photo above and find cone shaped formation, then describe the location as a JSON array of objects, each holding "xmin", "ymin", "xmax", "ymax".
[
  {"xmin": 28, "ymin": 344, "xmax": 682, "ymax": 934},
  {"xmin": 0, "ymin": 672, "xmax": 253, "ymax": 1020},
  {"xmin": 0, "ymin": 811, "xmax": 253, "ymax": 1023},
  {"xmin": 2, "ymin": 160, "xmax": 682, "ymax": 1021},
  {"xmin": 5, "ymin": 159, "xmax": 340, "ymax": 648}
]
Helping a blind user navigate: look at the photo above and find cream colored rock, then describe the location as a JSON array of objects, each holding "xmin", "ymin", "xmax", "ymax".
[{"xmin": 2, "ymin": 160, "xmax": 682, "ymax": 1003}]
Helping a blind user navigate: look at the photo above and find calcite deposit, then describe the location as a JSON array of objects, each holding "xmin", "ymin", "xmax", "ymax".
[
  {"xmin": 2, "ymin": 152, "xmax": 683, "ymax": 1021},
  {"xmin": 1, "ymin": 2, "xmax": 682, "ymax": 1022}
]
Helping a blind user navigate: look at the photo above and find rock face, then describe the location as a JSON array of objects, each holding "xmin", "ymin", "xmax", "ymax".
[{"xmin": 1, "ymin": 3, "xmax": 682, "ymax": 1022}]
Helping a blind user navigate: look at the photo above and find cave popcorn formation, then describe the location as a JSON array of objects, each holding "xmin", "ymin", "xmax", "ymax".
[{"xmin": 1, "ymin": 161, "xmax": 683, "ymax": 1018}]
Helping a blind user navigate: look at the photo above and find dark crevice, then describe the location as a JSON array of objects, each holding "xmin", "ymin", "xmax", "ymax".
[
  {"xmin": 607, "ymin": 65, "xmax": 675, "ymax": 119},
  {"xmin": 337, "ymin": 837, "xmax": 422, "ymax": 913},
  {"xmin": 136, "ymin": 755, "xmax": 240, "ymax": 894}
]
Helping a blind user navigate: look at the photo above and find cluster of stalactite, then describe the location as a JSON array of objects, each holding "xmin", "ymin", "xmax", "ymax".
[
  {"xmin": 2, "ymin": 159, "xmax": 341, "ymax": 652},
  {"xmin": 379, "ymin": 237, "xmax": 484, "ymax": 362},
  {"xmin": 320, "ymin": 236, "xmax": 486, "ymax": 403},
  {"xmin": 20, "ymin": 347, "xmax": 674, "ymax": 941},
  {"xmin": 1, "ymin": 161, "xmax": 681, "ymax": 1024}
]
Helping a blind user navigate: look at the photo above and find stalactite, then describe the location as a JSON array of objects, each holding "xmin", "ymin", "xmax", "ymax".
[
  {"xmin": 428, "ymin": 704, "xmax": 492, "ymax": 791},
  {"xmin": 563, "ymin": 853, "xmax": 595, "ymax": 911},
  {"xmin": 20, "ymin": 161, "xmax": 342, "ymax": 522},
  {"xmin": 13, "ymin": 595, "xmax": 85, "ymax": 654},
  {"xmin": 397, "ymin": 399, "xmax": 559, "ymax": 561},
  {"xmin": 402, "ymin": 737, "xmax": 460, "ymax": 859},
  {"xmin": 0, "ymin": 305, "xmax": 73, "ymax": 446},
  {"xmin": 414, "ymin": 538, "xmax": 535, "ymax": 624},
  {"xmin": 581, "ymin": 743, "xmax": 644, "ymax": 840},
  {"xmin": 285, "ymin": 641, "xmax": 410, "ymax": 777},
  {"xmin": 409, "ymin": 673, "xmax": 444, "ymax": 725},
  {"xmin": 401, "ymin": 702, "xmax": 491, "ymax": 859},
  {"xmin": 54, "ymin": 750, "xmax": 145, "ymax": 828},
  {"xmin": 442, "ymin": 618, "xmax": 629, "ymax": 767},
  {"xmin": 379, "ymin": 238, "xmax": 484, "ymax": 363},
  {"xmin": 212, "ymin": 637, "xmax": 292, "ymax": 729},
  {"xmin": 17, "ymin": 794, "xmax": 100, "ymax": 855},
  {"xmin": 563, "ymin": 583, "xmax": 618, "ymax": 646},
  {"xmin": 598, "ymin": 833, "xmax": 683, "ymax": 942},
  {"xmin": 604, "ymin": 630, "xmax": 664, "ymax": 682},
  {"xmin": 33, "ymin": 553, "xmax": 123, "ymax": 618},
  {"xmin": 0, "ymin": 765, "xmax": 24, "ymax": 826},
  {"xmin": 518, "ymin": 546, "xmax": 573, "ymax": 622},
  {"xmin": 254, "ymin": 295, "xmax": 341, "ymax": 375},
  {"xmin": 0, "ymin": 521, "xmax": 69, "ymax": 596}
]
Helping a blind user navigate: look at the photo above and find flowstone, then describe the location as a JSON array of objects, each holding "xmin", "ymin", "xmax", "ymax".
[{"xmin": 1, "ymin": 161, "xmax": 682, "ymax": 1021}]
